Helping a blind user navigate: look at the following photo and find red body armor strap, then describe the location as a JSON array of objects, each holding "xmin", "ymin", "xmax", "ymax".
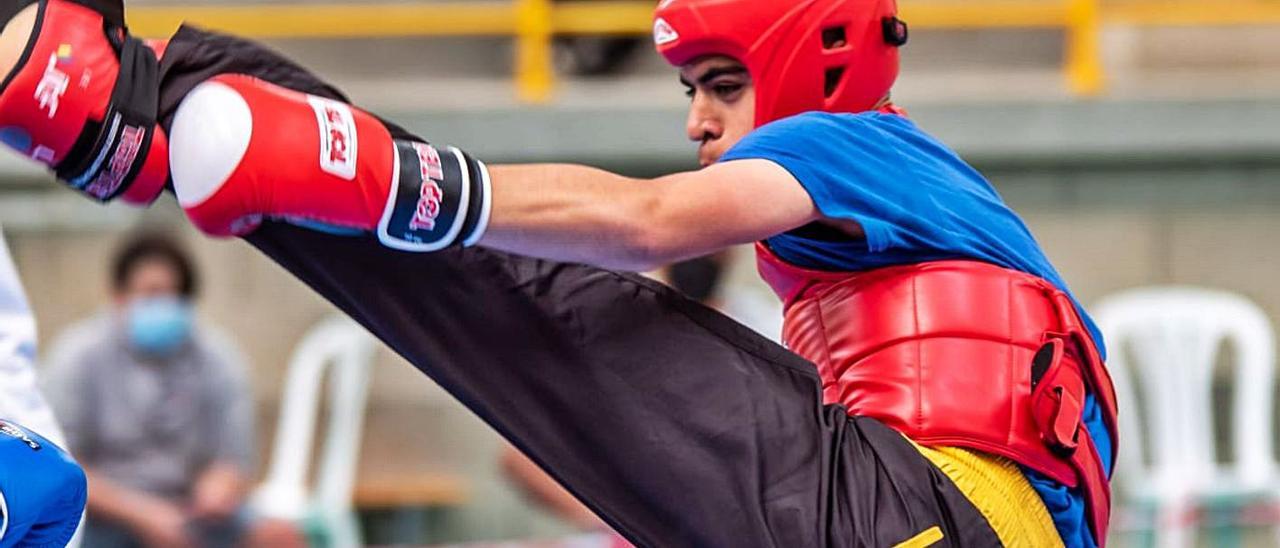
[{"xmin": 1046, "ymin": 292, "xmax": 1121, "ymax": 546}]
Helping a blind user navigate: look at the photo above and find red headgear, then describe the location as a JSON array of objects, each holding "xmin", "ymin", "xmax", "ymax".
[
  {"xmin": 653, "ymin": 0, "xmax": 907, "ymax": 127},
  {"xmin": 0, "ymin": 0, "xmax": 168, "ymax": 204}
]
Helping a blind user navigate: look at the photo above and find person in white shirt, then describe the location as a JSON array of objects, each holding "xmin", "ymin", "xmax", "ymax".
[
  {"xmin": 0, "ymin": 228, "xmax": 66, "ymax": 446},
  {"xmin": 0, "ymin": 226, "xmax": 86, "ymax": 548}
]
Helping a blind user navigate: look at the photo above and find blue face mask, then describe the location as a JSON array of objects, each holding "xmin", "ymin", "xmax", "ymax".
[{"xmin": 126, "ymin": 297, "xmax": 194, "ymax": 356}]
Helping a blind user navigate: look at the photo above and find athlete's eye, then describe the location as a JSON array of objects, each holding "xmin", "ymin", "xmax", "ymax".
[
  {"xmin": 712, "ymin": 83, "xmax": 744, "ymax": 99},
  {"xmin": 684, "ymin": 86, "xmax": 696, "ymax": 99}
]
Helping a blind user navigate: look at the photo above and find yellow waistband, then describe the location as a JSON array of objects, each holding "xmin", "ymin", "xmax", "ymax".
[{"xmin": 910, "ymin": 441, "xmax": 1065, "ymax": 548}]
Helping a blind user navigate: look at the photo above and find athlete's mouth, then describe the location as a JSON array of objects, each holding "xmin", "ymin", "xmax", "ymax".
[{"xmin": 698, "ymin": 143, "xmax": 719, "ymax": 167}]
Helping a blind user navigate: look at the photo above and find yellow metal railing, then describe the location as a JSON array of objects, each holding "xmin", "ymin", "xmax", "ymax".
[{"xmin": 125, "ymin": 0, "xmax": 1280, "ymax": 104}]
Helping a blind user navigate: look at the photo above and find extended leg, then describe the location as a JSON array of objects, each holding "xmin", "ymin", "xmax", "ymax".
[{"xmin": 248, "ymin": 224, "xmax": 834, "ymax": 547}]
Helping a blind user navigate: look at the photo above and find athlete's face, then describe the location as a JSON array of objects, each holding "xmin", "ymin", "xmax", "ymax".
[{"xmin": 680, "ymin": 56, "xmax": 755, "ymax": 168}]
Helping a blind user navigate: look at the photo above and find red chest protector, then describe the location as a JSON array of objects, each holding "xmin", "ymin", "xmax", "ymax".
[{"xmin": 756, "ymin": 243, "xmax": 1120, "ymax": 547}]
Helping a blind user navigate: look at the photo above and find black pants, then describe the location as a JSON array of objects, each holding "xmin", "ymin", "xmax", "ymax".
[
  {"xmin": 158, "ymin": 28, "xmax": 1001, "ymax": 548},
  {"xmin": 248, "ymin": 227, "xmax": 997, "ymax": 548}
]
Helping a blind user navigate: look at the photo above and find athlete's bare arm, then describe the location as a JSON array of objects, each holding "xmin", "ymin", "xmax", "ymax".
[
  {"xmin": 6, "ymin": 10, "xmax": 842, "ymax": 274},
  {"xmin": 481, "ymin": 159, "xmax": 819, "ymax": 271},
  {"xmin": 0, "ymin": 5, "xmax": 36, "ymax": 76}
]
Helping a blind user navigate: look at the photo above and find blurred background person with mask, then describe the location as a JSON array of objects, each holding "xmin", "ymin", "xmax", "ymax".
[{"xmin": 42, "ymin": 234, "xmax": 267, "ymax": 548}]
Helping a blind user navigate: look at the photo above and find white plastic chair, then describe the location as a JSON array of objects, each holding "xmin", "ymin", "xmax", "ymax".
[
  {"xmin": 1093, "ymin": 287, "xmax": 1278, "ymax": 547},
  {"xmin": 250, "ymin": 316, "xmax": 377, "ymax": 548}
]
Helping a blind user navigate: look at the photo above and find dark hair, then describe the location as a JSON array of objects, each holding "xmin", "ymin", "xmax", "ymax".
[{"xmin": 110, "ymin": 234, "xmax": 199, "ymax": 299}]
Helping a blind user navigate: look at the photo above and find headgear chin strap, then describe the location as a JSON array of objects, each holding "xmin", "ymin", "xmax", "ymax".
[{"xmin": 0, "ymin": 0, "xmax": 168, "ymax": 204}]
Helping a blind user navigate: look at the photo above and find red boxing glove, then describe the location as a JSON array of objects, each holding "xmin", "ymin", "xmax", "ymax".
[
  {"xmin": 169, "ymin": 74, "xmax": 491, "ymax": 251},
  {"xmin": 0, "ymin": 0, "xmax": 169, "ymax": 205}
]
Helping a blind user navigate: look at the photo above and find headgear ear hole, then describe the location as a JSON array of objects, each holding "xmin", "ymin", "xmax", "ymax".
[
  {"xmin": 821, "ymin": 26, "xmax": 848, "ymax": 50},
  {"xmin": 824, "ymin": 66, "xmax": 846, "ymax": 98}
]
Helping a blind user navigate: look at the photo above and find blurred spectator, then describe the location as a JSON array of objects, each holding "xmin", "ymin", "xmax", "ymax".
[
  {"xmin": 666, "ymin": 251, "xmax": 782, "ymax": 342},
  {"xmin": 555, "ymin": 36, "xmax": 642, "ymax": 76},
  {"xmin": 550, "ymin": 0, "xmax": 645, "ymax": 76},
  {"xmin": 501, "ymin": 448, "xmax": 612, "ymax": 533},
  {"xmin": 666, "ymin": 253, "xmax": 728, "ymax": 308},
  {"xmin": 552, "ymin": 0, "xmax": 642, "ymax": 76},
  {"xmin": 41, "ymin": 234, "xmax": 289, "ymax": 548}
]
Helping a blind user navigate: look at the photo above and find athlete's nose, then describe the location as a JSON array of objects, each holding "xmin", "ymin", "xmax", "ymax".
[{"xmin": 685, "ymin": 93, "xmax": 724, "ymax": 145}]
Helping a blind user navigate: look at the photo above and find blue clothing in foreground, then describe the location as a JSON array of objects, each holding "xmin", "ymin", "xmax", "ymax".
[{"xmin": 722, "ymin": 111, "xmax": 1112, "ymax": 548}]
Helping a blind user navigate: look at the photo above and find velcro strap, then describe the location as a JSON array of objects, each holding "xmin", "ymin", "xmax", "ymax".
[
  {"xmin": 1031, "ymin": 339, "xmax": 1086, "ymax": 459},
  {"xmin": 378, "ymin": 141, "xmax": 491, "ymax": 252},
  {"xmin": 55, "ymin": 33, "xmax": 159, "ymax": 201},
  {"xmin": 1048, "ymin": 386, "xmax": 1083, "ymax": 455},
  {"xmin": 1073, "ymin": 424, "xmax": 1113, "ymax": 547}
]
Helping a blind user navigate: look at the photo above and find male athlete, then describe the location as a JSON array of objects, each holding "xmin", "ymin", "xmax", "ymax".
[
  {"xmin": 0, "ymin": 0, "xmax": 1117, "ymax": 545},
  {"xmin": 0, "ymin": 227, "xmax": 87, "ymax": 548}
]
